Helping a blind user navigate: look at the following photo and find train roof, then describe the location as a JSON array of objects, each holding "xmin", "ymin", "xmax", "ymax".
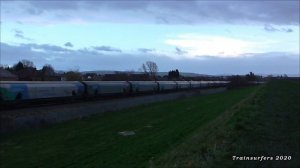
[
  {"xmin": 83, "ymin": 81, "xmax": 129, "ymax": 83},
  {"xmin": 0, "ymin": 81, "xmax": 82, "ymax": 84}
]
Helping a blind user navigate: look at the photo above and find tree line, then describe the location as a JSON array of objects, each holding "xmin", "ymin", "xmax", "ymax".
[
  {"xmin": 1, "ymin": 60, "xmax": 82, "ymax": 81},
  {"xmin": 1, "ymin": 59, "xmax": 265, "ymax": 83},
  {"xmin": 0, "ymin": 60, "xmax": 162, "ymax": 81}
]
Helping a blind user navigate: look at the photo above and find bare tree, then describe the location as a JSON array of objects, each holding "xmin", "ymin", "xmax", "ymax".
[
  {"xmin": 0, "ymin": 64, "xmax": 9, "ymax": 69},
  {"xmin": 12, "ymin": 60, "xmax": 37, "ymax": 80},
  {"xmin": 21, "ymin": 60, "xmax": 35, "ymax": 68},
  {"xmin": 64, "ymin": 71, "xmax": 82, "ymax": 81},
  {"xmin": 41, "ymin": 64, "xmax": 55, "ymax": 76},
  {"xmin": 142, "ymin": 61, "xmax": 158, "ymax": 80},
  {"xmin": 142, "ymin": 64, "xmax": 147, "ymax": 74},
  {"xmin": 41, "ymin": 64, "xmax": 56, "ymax": 80}
]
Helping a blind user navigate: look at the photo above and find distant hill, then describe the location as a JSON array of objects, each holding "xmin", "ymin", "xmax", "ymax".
[
  {"xmin": 58, "ymin": 70, "xmax": 299, "ymax": 78},
  {"xmin": 81, "ymin": 70, "xmax": 212, "ymax": 77},
  {"xmin": 82, "ymin": 70, "xmax": 119, "ymax": 75}
]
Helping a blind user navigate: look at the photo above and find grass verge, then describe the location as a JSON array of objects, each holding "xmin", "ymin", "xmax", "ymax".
[
  {"xmin": 0, "ymin": 86, "xmax": 257, "ymax": 168},
  {"xmin": 155, "ymin": 80, "xmax": 299, "ymax": 168}
]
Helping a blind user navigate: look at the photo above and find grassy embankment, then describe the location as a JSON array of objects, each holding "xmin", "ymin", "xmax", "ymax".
[
  {"xmin": 0, "ymin": 80, "xmax": 299, "ymax": 168},
  {"xmin": 156, "ymin": 80, "xmax": 300, "ymax": 168}
]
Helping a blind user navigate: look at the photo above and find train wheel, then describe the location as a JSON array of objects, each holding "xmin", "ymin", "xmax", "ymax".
[
  {"xmin": 122, "ymin": 88, "xmax": 127, "ymax": 96},
  {"xmin": 16, "ymin": 92, "xmax": 22, "ymax": 100}
]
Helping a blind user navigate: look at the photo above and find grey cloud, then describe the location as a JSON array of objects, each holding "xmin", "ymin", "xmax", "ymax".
[
  {"xmin": 155, "ymin": 16, "xmax": 169, "ymax": 24},
  {"xmin": 264, "ymin": 24, "xmax": 279, "ymax": 32},
  {"xmin": 78, "ymin": 48, "xmax": 101, "ymax": 56},
  {"xmin": 138, "ymin": 48, "xmax": 155, "ymax": 53},
  {"xmin": 21, "ymin": 43, "xmax": 72, "ymax": 53},
  {"xmin": 29, "ymin": 1, "xmax": 80, "ymax": 11},
  {"xmin": 281, "ymin": 28, "xmax": 293, "ymax": 33},
  {"xmin": 15, "ymin": 33, "xmax": 25, "ymax": 39},
  {"xmin": 81, "ymin": 1, "xmax": 148, "ymax": 11},
  {"xmin": 93, "ymin": 46, "xmax": 122, "ymax": 52},
  {"xmin": 27, "ymin": 8, "xmax": 43, "ymax": 15},
  {"xmin": 13, "ymin": 29, "xmax": 33, "ymax": 41},
  {"xmin": 14, "ymin": 29, "xmax": 23, "ymax": 34},
  {"xmin": 16, "ymin": 21, "xmax": 23, "ymax": 25},
  {"xmin": 0, "ymin": 42, "xmax": 53, "ymax": 68},
  {"xmin": 175, "ymin": 47, "xmax": 187, "ymax": 55},
  {"xmin": 15, "ymin": 30, "xmax": 25, "ymax": 38},
  {"xmin": 1, "ymin": 42, "xmax": 299, "ymax": 75},
  {"xmin": 3, "ymin": 1, "xmax": 299, "ymax": 25},
  {"xmin": 64, "ymin": 42, "xmax": 73, "ymax": 48},
  {"xmin": 264, "ymin": 24, "xmax": 294, "ymax": 33}
]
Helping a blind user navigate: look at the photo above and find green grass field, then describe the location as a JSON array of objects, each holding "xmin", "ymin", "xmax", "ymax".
[
  {"xmin": 0, "ymin": 80, "xmax": 299, "ymax": 168},
  {"xmin": 156, "ymin": 80, "xmax": 300, "ymax": 168}
]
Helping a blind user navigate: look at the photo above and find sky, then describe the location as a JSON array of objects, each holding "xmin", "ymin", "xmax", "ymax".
[{"xmin": 1, "ymin": 0, "xmax": 299, "ymax": 75}]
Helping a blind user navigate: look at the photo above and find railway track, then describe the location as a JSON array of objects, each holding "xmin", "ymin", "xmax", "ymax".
[
  {"xmin": 0, "ymin": 87, "xmax": 227, "ymax": 133},
  {"xmin": 0, "ymin": 88, "xmax": 196, "ymax": 111}
]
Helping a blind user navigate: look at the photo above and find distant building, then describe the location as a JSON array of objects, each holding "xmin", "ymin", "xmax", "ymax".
[{"xmin": 0, "ymin": 69, "xmax": 18, "ymax": 81}]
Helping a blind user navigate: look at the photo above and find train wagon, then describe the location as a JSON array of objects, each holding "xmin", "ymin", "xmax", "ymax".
[
  {"xmin": 207, "ymin": 81, "xmax": 223, "ymax": 87},
  {"xmin": 199, "ymin": 81, "xmax": 210, "ymax": 88},
  {"xmin": 175, "ymin": 81, "xmax": 191, "ymax": 90},
  {"xmin": 218, "ymin": 81, "xmax": 230, "ymax": 87},
  {"xmin": 83, "ymin": 81, "xmax": 131, "ymax": 96},
  {"xmin": 207, "ymin": 81, "xmax": 216, "ymax": 87},
  {"xmin": 0, "ymin": 81, "xmax": 85, "ymax": 101},
  {"xmin": 157, "ymin": 81, "xmax": 178, "ymax": 91},
  {"xmin": 190, "ymin": 81, "xmax": 201, "ymax": 89},
  {"xmin": 129, "ymin": 81, "xmax": 159, "ymax": 93},
  {"xmin": 0, "ymin": 80, "xmax": 232, "ymax": 105}
]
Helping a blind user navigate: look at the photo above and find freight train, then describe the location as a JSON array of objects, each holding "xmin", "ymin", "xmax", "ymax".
[{"xmin": 0, "ymin": 80, "xmax": 230, "ymax": 103}]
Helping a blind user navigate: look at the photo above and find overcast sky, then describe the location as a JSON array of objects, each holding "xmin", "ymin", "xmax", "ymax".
[{"xmin": 1, "ymin": 0, "xmax": 299, "ymax": 75}]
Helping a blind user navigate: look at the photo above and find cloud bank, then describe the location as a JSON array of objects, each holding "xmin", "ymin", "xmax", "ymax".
[
  {"xmin": 1, "ymin": 42, "xmax": 298, "ymax": 75},
  {"xmin": 93, "ymin": 46, "xmax": 122, "ymax": 52},
  {"xmin": 264, "ymin": 24, "xmax": 293, "ymax": 33},
  {"xmin": 2, "ymin": 1, "xmax": 299, "ymax": 25}
]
